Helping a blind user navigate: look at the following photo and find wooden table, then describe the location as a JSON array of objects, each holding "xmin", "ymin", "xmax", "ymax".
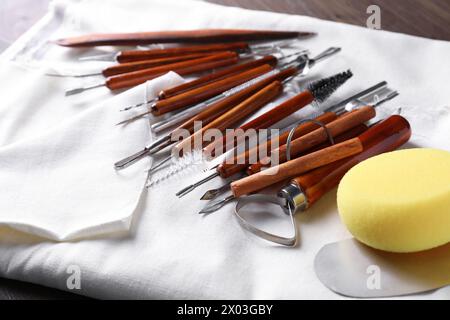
[
  {"xmin": 208, "ymin": 0, "xmax": 450, "ymax": 41},
  {"xmin": 0, "ymin": 0, "xmax": 448, "ymax": 300}
]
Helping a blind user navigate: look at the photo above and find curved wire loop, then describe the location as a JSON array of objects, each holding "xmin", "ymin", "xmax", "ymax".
[
  {"xmin": 234, "ymin": 194, "xmax": 298, "ymax": 247},
  {"xmin": 285, "ymin": 119, "xmax": 335, "ymax": 161}
]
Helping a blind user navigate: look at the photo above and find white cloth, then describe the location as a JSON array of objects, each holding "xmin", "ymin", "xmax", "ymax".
[{"xmin": 0, "ymin": 0, "xmax": 449, "ymax": 299}]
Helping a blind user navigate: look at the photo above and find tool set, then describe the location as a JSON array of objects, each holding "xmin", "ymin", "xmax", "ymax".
[{"xmin": 54, "ymin": 28, "xmax": 412, "ymax": 246}]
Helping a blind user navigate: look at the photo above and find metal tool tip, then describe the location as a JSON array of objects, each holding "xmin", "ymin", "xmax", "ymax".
[
  {"xmin": 176, "ymin": 186, "xmax": 193, "ymax": 198},
  {"xmin": 200, "ymin": 190, "xmax": 217, "ymax": 201},
  {"xmin": 114, "ymin": 148, "xmax": 150, "ymax": 170},
  {"xmin": 65, "ymin": 88, "xmax": 84, "ymax": 96}
]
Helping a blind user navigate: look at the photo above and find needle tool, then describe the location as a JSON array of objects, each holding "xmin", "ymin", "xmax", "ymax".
[
  {"xmin": 144, "ymin": 49, "xmax": 343, "ymax": 172},
  {"xmin": 79, "ymin": 39, "xmax": 304, "ymax": 63},
  {"xmin": 55, "ymin": 29, "xmax": 316, "ymax": 47},
  {"xmin": 114, "ymin": 48, "xmax": 341, "ymax": 170},
  {"xmin": 65, "ymin": 51, "xmax": 240, "ymax": 96},
  {"xmin": 118, "ymin": 50, "xmax": 308, "ymax": 113},
  {"xmin": 232, "ymin": 115, "xmax": 411, "ymax": 246},
  {"xmin": 174, "ymin": 70, "xmax": 353, "ymax": 197},
  {"xmin": 200, "ymin": 81, "xmax": 397, "ymax": 200}
]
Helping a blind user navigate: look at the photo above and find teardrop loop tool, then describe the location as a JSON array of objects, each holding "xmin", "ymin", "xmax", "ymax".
[
  {"xmin": 232, "ymin": 121, "xmax": 335, "ymax": 247},
  {"xmin": 234, "ymin": 194, "xmax": 299, "ymax": 246}
]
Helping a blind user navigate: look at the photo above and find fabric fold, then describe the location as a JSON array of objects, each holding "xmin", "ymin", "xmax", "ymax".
[{"xmin": 0, "ymin": 70, "xmax": 184, "ymax": 241}]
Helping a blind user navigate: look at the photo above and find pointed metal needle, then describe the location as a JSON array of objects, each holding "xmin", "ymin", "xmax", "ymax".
[
  {"xmin": 45, "ymin": 72, "xmax": 102, "ymax": 78},
  {"xmin": 199, "ymin": 195, "xmax": 236, "ymax": 214},
  {"xmin": 120, "ymin": 97, "xmax": 158, "ymax": 112},
  {"xmin": 65, "ymin": 83, "xmax": 105, "ymax": 96},
  {"xmin": 176, "ymin": 172, "xmax": 220, "ymax": 198},
  {"xmin": 116, "ymin": 109, "xmax": 152, "ymax": 125}
]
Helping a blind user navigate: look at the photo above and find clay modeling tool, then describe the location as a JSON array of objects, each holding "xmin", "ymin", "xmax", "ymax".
[
  {"xmin": 65, "ymin": 51, "xmax": 240, "ymax": 95},
  {"xmin": 232, "ymin": 115, "xmax": 411, "ymax": 246},
  {"xmin": 114, "ymin": 65, "xmax": 299, "ymax": 170},
  {"xmin": 79, "ymin": 39, "xmax": 302, "ymax": 62},
  {"xmin": 199, "ymin": 138, "xmax": 364, "ymax": 214},
  {"xmin": 54, "ymin": 29, "xmax": 316, "ymax": 47},
  {"xmin": 174, "ymin": 70, "xmax": 353, "ymax": 197},
  {"xmin": 119, "ymin": 50, "xmax": 308, "ymax": 112},
  {"xmin": 114, "ymin": 48, "xmax": 341, "ymax": 170},
  {"xmin": 196, "ymin": 85, "xmax": 397, "ymax": 202},
  {"xmin": 145, "ymin": 48, "xmax": 334, "ymax": 129}
]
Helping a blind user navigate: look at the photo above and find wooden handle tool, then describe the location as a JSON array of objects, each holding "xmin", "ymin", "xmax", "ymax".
[
  {"xmin": 247, "ymin": 106, "xmax": 377, "ymax": 174},
  {"xmin": 106, "ymin": 51, "xmax": 239, "ymax": 91},
  {"xmin": 150, "ymin": 63, "xmax": 273, "ymax": 115},
  {"xmin": 55, "ymin": 29, "xmax": 314, "ymax": 47},
  {"xmin": 116, "ymin": 42, "xmax": 250, "ymax": 62},
  {"xmin": 230, "ymin": 138, "xmax": 363, "ymax": 197},
  {"xmin": 216, "ymin": 112, "xmax": 339, "ymax": 178},
  {"xmin": 290, "ymin": 115, "xmax": 411, "ymax": 208},
  {"xmin": 158, "ymin": 55, "xmax": 278, "ymax": 99},
  {"xmin": 102, "ymin": 52, "xmax": 220, "ymax": 77},
  {"xmin": 203, "ymin": 90, "xmax": 315, "ymax": 158},
  {"xmin": 115, "ymin": 66, "xmax": 299, "ymax": 169},
  {"xmin": 173, "ymin": 81, "xmax": 284, "ymax": 156}
]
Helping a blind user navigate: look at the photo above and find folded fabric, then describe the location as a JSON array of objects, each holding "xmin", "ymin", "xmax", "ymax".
[
  {"xmin": 0, "ymin": 70, "xmax": 183, "ymax": 240},
  {"xmin": 0, "ymin": 0, "xmax": 449, "ymax": 299}
]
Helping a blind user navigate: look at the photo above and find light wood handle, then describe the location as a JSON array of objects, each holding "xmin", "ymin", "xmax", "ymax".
[
  {"xmin": 231, "ymin": 138, "xmax": 363, "ymax": 197},
  {"xmin": 116, "ymin": 42, "xmax": 250, "ymax": 62},
  {"xmin": 151, "ymin": 63, "xmax": 273, "ymax": 115}
]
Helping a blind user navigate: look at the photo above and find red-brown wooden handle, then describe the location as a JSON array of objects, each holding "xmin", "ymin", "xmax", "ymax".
[
  {"xmin": 173, "ymin": 81, "xmax": 284, "ymax": 156},
  {"xmin": 55, "ymin": 29, "xmax": 311, "ymax": 47},
  {"xmin": 116, "ymin": 42, "xmax": 250, "ymax": 62},
  {"xmin": 230, "ymin": 138, "xmax": 363, "ymax": 198},
  {"xmin": 151, "ymin": 63, "xmax": 273, "ymax": 115},
  {"xmin": 216, "ymin": 112, "xmax": 339, "ymax": 178},
  {"xmin": 247, "ymin": 106, "xmax": 377, "ymax": 174},
  {"xmin": 171, "ymin": 66, "xmax": 298, "ymax": 138},
  {"xmin": 293, "ymin": 115, "xmax": 411, "ymax": 207},
  {"xmin": 103, "ymin": 52, "xmax": 219, "ymax": 77},
  {"xmin": 203, "ymin": 89, "xmax": 314, "ymax": 158},
  {"xmin": 159, "ymin": 55, "xmax": 278, "ymax": 99},
  {"xmin": 105, "ymin": 52, "xmax": 238, "ymax": 91}
]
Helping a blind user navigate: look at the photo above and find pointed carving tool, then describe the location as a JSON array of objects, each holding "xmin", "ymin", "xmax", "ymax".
[
  {"xmin": 55, "ymin": 29, "xmax": 316, "ymax": 47},
  {"xmin": 65, "ymin": 51, "xmax": 239, "ymax": 95},
  {"xmin": 175, "ymin": 70, "xmax": 353, "ymax": 197},
  {"xmin": 199, "ymin": 138, "xmax": 363, "ymax": 214}
]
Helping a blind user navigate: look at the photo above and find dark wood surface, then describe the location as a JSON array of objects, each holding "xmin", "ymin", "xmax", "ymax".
[
  {"xmin": 0, "ymin": 0, "xmax": 448, "ymax": 300},
  {"xmin": 208, "ymin": 0, "xmax": 450, "ymax": 41}
]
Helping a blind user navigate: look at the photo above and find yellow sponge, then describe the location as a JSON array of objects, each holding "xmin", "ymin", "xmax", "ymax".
[{"xmin": 337, "ymin": 148, "xmax": 450, "ymax": 253}]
